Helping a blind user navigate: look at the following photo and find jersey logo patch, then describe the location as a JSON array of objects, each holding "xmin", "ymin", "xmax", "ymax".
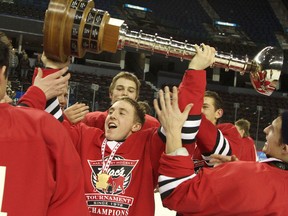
[{"xmin": 88, "ymin": 155, "xmax": 138, "ymax": 194}]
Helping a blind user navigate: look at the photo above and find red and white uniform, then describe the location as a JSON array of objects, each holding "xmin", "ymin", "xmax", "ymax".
[
  {"xmin": 193, "ymin": 121, "xmax": 257, "ymax": 169},
  {"xmin": 62, "ymin": 123, "xmax": 164, "ymax": 216},
  {"xmin": 241, "ymin": 136, "xmax": 257, "ymax": 161},
  {"xmin": 83, "ymin": 111, "xmax": 160, "ymax": 130},
  {"xmin": 0, "ymin": 103, "xmax": 89, "ymax": 216},
  {"xmin": 159, "ymin": 154, "xmax": 288, "ymax": 216},
  {"xmin": 19, "ymin": 69, "xmax": 206, "ymax": 216}
]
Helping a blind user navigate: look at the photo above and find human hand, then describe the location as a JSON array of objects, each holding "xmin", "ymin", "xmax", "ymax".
[
  {"xmin": 209, "ymin": 154, "xmax": 239, "ymax": 167},
  {"xmin": 188, "ymin": 44, "xmax": 216, "ymax": 70},
  {"xmin": 64, "ymin": 102, "xmax": 90, "ymax": 124},
  {"xmin": 154, "ymin": 86, "xmax": 192, "ymax": 153},
  {"xmin": 33, "ymin": 67, "xmax": 71, "ymax": 100}
]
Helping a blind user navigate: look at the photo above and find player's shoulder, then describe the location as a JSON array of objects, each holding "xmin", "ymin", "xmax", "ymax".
[
  {"xmin": 16, "ymin": 106, "xmax": 62, "ymax": 127},
  {"xmin": 86, "ymin": 110, "xmax": 107, "ymax": 118},
  {"xmin": 145, "ymin": 114, "xmax": 158, "ymax": 122}
]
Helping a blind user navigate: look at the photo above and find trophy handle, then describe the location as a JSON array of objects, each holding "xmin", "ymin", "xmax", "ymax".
[{"xmin": 43, "ymin": 0, "xmax": 284, "ymax": 96}]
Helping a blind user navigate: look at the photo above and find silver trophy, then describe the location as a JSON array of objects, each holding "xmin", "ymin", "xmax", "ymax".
[{"xmin": 43, "ymin": 0, "xmax": 285, "ymax": 96}]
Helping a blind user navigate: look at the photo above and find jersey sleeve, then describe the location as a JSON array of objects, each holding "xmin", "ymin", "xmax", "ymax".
[
  {"xmin": 158, "ymin": 69, "xmax": 205, "ymax": 146},
  {"xmin": 158, "ymin": 154, "xmax": 264, "ymax": 215},
  {"xmin": 18, "ymin": 68, "xmax": 64, "ymax": 122},
  {"xmin": 195, "ymin": 117, "xmax": 232, "ymax": 166},
  {"xmin": 178, "ymin": 69, "xmax": 205, "ymax": 144},
  {"xmin": 17, "ymin": 85, "xmax": 46, "ymax": 109}
]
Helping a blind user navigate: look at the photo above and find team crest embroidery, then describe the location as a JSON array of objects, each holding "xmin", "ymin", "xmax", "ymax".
[
  {"xmin": 86, "ymin": 156, "xmax": 138, "ymax": 215},
  {"xmin": 88, "ymin": 155, "xmax": 138, "ymax": 194}
]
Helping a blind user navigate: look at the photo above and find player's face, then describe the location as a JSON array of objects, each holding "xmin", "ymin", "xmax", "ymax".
[
  {"xmin": 58, "ymin": 87, "xmax": 68, "ymax": 111},
  {"xmin": 105, "ymin": 100, "xmax": 139, "ymax": 141},
  {"xmin": 262, "ymin": 116, "xmax": 283, "ymax": 158},
  {"xmin": 202, "ymin": 97, "xmax": 220, "ymax": 125},
  {"xmin": 110, "ymin": 78, "xmax": 137, "ymax": 103}
]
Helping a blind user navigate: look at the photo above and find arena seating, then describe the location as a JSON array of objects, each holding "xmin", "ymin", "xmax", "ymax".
[
  {"xmin": 207, "ymin": 0, "xmax": 283, "ymax": 46},
  {"xmin": 3, "ymin": 0, "xmax": 288, "ymax": 144}
]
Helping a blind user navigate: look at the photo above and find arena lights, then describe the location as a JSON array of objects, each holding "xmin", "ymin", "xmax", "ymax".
[
  {"xmin": 214, "ymin": 20, "xmax": 239, "ymax": 27},
  {"xmin": 123, "ymin": 4, "xmax": 152, "ymax": 12}
]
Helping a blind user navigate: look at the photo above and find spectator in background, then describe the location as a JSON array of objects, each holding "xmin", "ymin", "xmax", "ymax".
[
  {"xmin": 0, "ymin": 31, "xmax": 90, "ymax": 216},
  {"xmin": 19, "ymin": 52, "xmax": 31, "ymax": 81},
  {"xmin": 82, "ymin": 71, "xmax": 160, "ymax": 130},
  {"xmin": 9, "ymin": 48, "xmax": 18, "ymax": 77},
  {"xmin": 1, "ymin": 82, "xmax": 15, "ymax": 104},
  {"xmin": 235, "ymin": 118, "xmax": 257, "ymax": 161},
  {"xmin": 33, "ymin": 53, "xmax": 44, "ymax": 68}
]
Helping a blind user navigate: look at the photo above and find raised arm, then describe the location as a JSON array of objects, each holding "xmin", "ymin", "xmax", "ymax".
[
  {"xmin": 172, "ymin": 44, "xmax": 215, "ymax": 150},
  {"xmin": 154, "ymin": 86, "xmax": 192, "ymax": 154}
]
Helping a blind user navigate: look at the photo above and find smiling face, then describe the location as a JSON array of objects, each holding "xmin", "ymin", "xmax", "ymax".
[
  {"xmin": 104, "ymin": 99, "xmax": 142, "ymax": 141},
  {"xmin": 109, "ymin": 77, "xmax": 138, "ymax": 104},
  {"xmin": 262, "ymin": 116, "xmax": 283, "ymax": 158}
]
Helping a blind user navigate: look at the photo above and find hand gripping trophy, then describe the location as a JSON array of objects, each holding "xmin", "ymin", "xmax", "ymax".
[{"xmin": 43, "ymin": 0, "xmax": 286, "ymax": 96}]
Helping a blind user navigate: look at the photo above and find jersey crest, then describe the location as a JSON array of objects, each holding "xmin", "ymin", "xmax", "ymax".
[{"xmin": 86, "ymin": 155, "xmax": 139, "ymax": 215}]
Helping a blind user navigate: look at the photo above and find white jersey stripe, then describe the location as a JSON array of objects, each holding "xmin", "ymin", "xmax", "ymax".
[{"xmin": 158, "ymin": 173, "xmax": 196, "ymax": 194}]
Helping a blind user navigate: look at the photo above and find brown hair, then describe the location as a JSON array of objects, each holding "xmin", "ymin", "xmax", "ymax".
[
  {"xmin": 113, "ymin": 96, "xmax": 146, "ymax": 125},
  {"xmin": 235, "ymin": 118, "xmax": 251, "ymax": 137},
  {"xmin": 205, "ymin": 90, "xmax": 223, "ymax": 124},
  {"xmin": 138, "ymin": 100, "xmax": 151, "ymax": 115},
  {"xmin": 205, "ymin": 90, "xmax": 223, "ymax": 110},
  {"xmin": 109, "ymin": 71, "xmax": 141, "ymax": 100}
]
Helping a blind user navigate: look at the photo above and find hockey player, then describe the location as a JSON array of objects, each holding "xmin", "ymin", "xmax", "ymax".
[
  {"xmin": 18, "ymin": 45, "xmax": 216, "ymax": 215},
  {"xmin": 235, "ymin": 118, "xmax": 258, "ymax": 161},
  {"xmin": 158, "ymin": 102, "xmax": 288, "ymax": 214},
  {"xmin": 0, "ymin": 32, "xmax": 90, "ymax": 216},
  {"xmin": 82, "ymin": 71, "xmax": 160, "ymax": 130}
]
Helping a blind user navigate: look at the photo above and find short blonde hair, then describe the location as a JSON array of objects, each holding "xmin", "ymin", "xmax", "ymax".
[
  {"xmin": 109, "ymin": 71, "xmax": 141, "ymax": 100},
  {"xmin": 235, "ymin": 118, "xmax": 251, "ymax": 137}
]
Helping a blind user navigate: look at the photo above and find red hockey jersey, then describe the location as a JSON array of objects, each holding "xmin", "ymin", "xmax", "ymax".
[
  {"xmin": 18, "ymin": 68, "xmax": 206, "ymax": 215},
  {"xmin": 159, "ymin": 154, "xmax": 288, "ymax": 216},
  {"xmin": 241, "ymin": 136, "xmax": 257, "ymax": 161},
  {"xmin": 63, "ymin": 122, "xmax": 164, "ymax": 216},
  {"xmin": 193, "ymin": 121, "xmax": 257, "ymax": 168},
  {"xmin": 0, "ymin": 103, "xmax": 89, "ymax": 216}
]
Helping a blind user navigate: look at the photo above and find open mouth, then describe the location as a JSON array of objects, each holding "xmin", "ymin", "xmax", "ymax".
[{"xmin": 108, "ymin": 122, "xmax": 117, "ymax": 129}]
